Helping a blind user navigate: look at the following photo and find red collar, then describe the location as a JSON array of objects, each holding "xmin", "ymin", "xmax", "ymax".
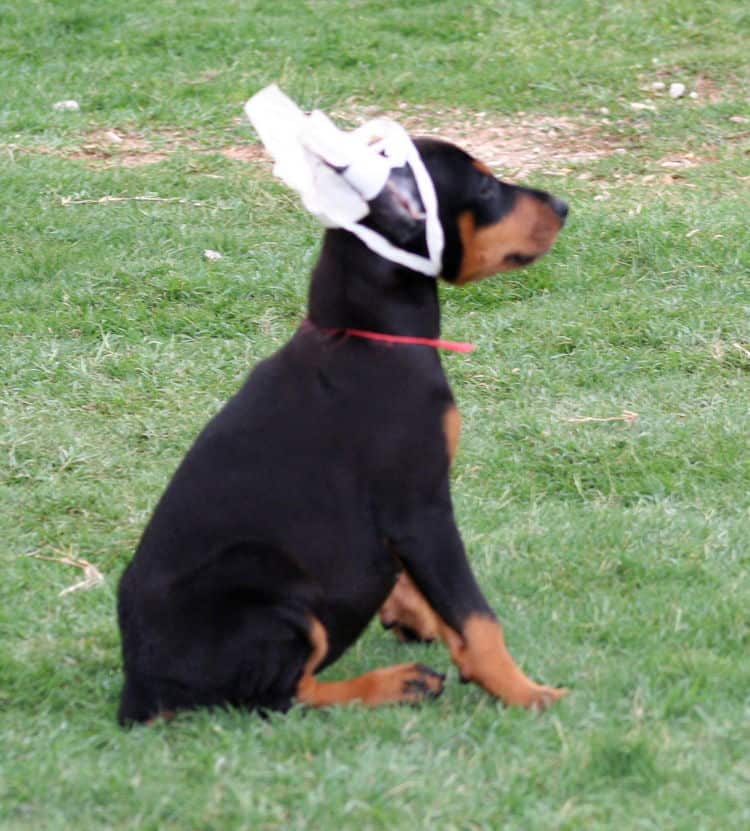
[{"xmin": 303, "ymin": 320, "xmax": 476, "ymax": 353}]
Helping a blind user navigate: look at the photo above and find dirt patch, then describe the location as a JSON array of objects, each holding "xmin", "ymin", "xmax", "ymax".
[
  {"xmin": 331, "ymin": 104, "xmax": 624, "ymax": 177},
  {"xmin": 4, "ymin": 108, "xmax": 624, "ymax": 176},
  {"xmin": 643, "ymin": 71, "xmax": 729, "ymax": 105},
  {"xmin": 4, "ymin": 129, "xmax": 191, "ymax": 167},
  {"xmin": 6, "ymin": 105, "xmax": 738, "ymax": 181},
  {"xmin": 4, "ymin": 128, "xmax": 268, "ymax": 169},
  {"xmin": 216, "ymin": 144, "xmax": 268, "ymax": 163},
  {"xmin": 693, "ymin": 75, "xmax": 725, "ymax": 104},
  {"xmin": 69, "ymin": 129, "xmax": 176, "ymax": 166},
  {"xmin": 657, "ymin": 151, "xmax": 714, "ymax": 170}
]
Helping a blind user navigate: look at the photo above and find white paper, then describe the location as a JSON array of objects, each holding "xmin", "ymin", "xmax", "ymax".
[{"xmin": 244, "ymin": 85, "xmax": 443, "ymax": 277}]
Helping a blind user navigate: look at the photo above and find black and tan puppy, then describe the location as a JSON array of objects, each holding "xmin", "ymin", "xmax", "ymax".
[{"xmin": 117, "ymin": 138, "xmax": 568, "ymax": 724}]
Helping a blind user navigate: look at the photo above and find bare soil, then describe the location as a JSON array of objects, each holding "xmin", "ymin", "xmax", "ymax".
[
  {"xmin": 4, "ymin": 103, "xmax": 742, "ymax": 187},
  {"xmin": 3, "ymin": 108, "xmax": 625, "ymax": 176}
]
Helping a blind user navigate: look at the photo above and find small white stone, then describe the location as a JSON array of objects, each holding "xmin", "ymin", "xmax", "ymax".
[
  {"xmin": 53, "ymin": 99, "xmax": 80, "ymax": 112},
  {"xmin": 599, "ymin": 107, "xmax": 610, "ymax": 115},
  {"xmin": 630, "ymin": 101, "xmax": 657, "ymax": 112},
  {"xmin": 669, "ymin": 83, "xmax": 686, "ymax": 99},
  {"xmin": 689, "ymin": 91, "xmax": 699, "ymax": 99},
  {"xmin": 203, "ymin": 249, "xmax": 222, "ymax": 261},
  {"xmin": 729, "ymin": 115, "xmax": 750, "ymax": 124},
  {"xmin": 651, "ymin": 81, "xmax": 666, "ymax": 91}
]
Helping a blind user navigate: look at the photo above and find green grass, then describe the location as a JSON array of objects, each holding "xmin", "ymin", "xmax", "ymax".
[{"xmin": 1, "ymin": 1, "xmax": 749, "ymax": 829}]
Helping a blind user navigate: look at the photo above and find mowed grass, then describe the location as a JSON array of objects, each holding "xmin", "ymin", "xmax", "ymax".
[{"xmin": 1, "ymin": 1, "xmax": 749, "ymax": 829}]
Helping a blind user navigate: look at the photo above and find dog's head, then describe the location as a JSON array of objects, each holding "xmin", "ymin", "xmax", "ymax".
[{"xmin": 363, "ymin": 137, "xmax": 567, "ymax": 283}]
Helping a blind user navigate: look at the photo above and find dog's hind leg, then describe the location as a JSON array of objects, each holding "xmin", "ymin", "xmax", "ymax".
[
  {"xmin": 296, "ymin": 617, "xmax": 445, "ymax": 708},
  {"xmin": 118, "ymin": 542, "xmax": 327, "ymax": 723}
]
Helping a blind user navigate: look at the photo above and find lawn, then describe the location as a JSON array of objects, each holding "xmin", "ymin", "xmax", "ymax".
[{"xmin": 1, "ymin": 1, "xmax": 749, "ymax": 829}]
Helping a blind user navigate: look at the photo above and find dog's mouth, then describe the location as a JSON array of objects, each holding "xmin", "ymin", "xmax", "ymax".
[{"xmin": 503, "ymin": 252, "xmax": 538, "ymax": 268}]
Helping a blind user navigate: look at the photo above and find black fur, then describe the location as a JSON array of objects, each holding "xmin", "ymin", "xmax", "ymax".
[{"xmin": 117, "ymin": 138, "xmax": 566, "ymax": 724}]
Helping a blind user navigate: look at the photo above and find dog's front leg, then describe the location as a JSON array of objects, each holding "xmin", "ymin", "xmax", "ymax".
[{"xmin": 390, "ymin": 503, "xmax": 566, "ymax": 710}]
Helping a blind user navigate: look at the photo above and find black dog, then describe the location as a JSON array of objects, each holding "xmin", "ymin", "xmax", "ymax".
[{"xmin": 117, "ymin": 138, "xmax": 568, "ymax": 724}]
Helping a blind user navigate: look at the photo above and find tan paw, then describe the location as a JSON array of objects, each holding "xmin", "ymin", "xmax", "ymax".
[
  {"xmin": 374, "ymin": 662, "xmax": 446, "ymax": 705},
  {"xmin": 509, "ymin": 682, "xmax": 568, "ymax": 711}
]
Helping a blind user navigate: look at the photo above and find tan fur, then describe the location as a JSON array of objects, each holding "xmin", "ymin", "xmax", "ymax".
[
  {"xmin": 457, "ymin": 194, "xmax": 563, "ymax": 284},
  {"xmin": 443, "ymin": 404, "xmax": 462, "ymax": 465},
  {"xmin": 296, "ymin": 616, "xmax": 444, "ymax": 707}
]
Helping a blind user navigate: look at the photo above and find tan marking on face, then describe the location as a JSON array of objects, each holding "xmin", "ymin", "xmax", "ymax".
[
  {"xmin": 457, "ymin": 193, "xmax": 564, "ymax": 284},
  {"xmin": 443, "ymin": 404, "xmax": 461, "ymax": 465}
]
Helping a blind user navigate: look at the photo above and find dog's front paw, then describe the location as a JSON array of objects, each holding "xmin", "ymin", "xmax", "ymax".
[
  {"xmin": 448, "ymin": 615, "xmax": 568, "ymax": 710},
  {"xmin": 476, "ymin": 674, "xmax": 568, "ymax": 711},
  {"xmin": 515, "ymin": 682, "xmax": 568, "ymax": 711}
]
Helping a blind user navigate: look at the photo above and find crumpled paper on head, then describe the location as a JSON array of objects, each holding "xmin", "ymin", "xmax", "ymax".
[{"xmin": 244, "ymin": 85, "xmax": 443, "ymax": 276}]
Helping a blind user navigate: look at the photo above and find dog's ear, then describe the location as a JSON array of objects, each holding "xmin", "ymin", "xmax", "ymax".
[{"xmin": 364, "ymin": 164, "xmax": 426, "ymax": 245}]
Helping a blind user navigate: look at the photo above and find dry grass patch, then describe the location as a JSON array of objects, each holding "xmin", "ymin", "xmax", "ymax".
[
  {"xmin": 3, "ymin": 128, "xmax": 268, "ymax": 168},
  {"xmin": 2, "ymin": 108, "xmax": 625, "ymax": 176},
  {"xmin": 333, "ymin": 103, "xmax": 625, "ymax": 177},
  {"xmin": 4, "ymin": 105, "xmax": 744, "ymax": 188}
]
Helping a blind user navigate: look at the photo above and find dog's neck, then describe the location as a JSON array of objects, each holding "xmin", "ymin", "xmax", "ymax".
[{"xmin": 307, "ymin": 229, "xmax": 441, "ymax": 337}]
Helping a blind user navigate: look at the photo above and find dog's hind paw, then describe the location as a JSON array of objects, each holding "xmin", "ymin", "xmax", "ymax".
[
  {"xmin": 401, "ymin": 664, "xmax": 446, "ymax": 703},
  {"xmin": 297, "ymin": 661, "xmax": 445, "ymax": 708},
  {"xmin": 367, "ymin": 662, "xmax": 445, "ymax": 705}
]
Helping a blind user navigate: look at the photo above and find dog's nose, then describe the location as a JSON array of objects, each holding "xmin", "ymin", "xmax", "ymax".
[{"xmin": 550, "ymin": 197, "xmax": 569, "ymax": 223}]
